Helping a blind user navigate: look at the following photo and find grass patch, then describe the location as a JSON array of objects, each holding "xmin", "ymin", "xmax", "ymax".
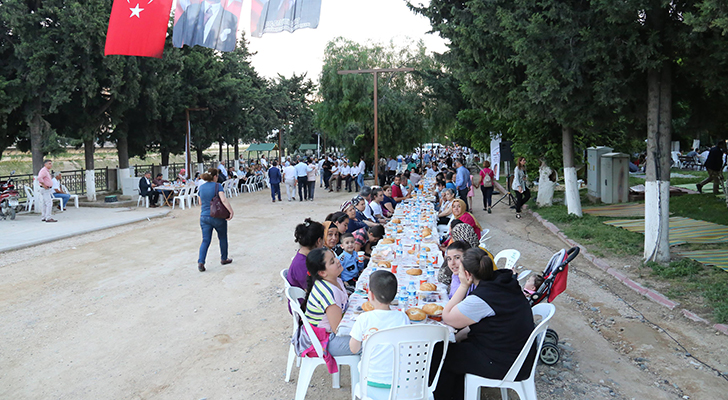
[
  {"xmin": 534, "ymin": 202, "xmax": 644, "ymax": 258},
  {"xmin": 670, "ymin": 193, "xmax": 728, "ymax": 226},
  {"xmin": 646, "ymin": 259, "xmax": 728, "ymax": 323}
]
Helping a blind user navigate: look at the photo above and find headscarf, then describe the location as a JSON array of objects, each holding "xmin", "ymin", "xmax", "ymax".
[
  {"xmin": 452, "ymin": 199, "xmax": 482, "ymax": 231},
  {"xmin": 450, "ymin": 223, "xmax": 480, "ymax": 249},
  {"xmin": 340, "ymin": 200, "xmax": 352, "ymax": 212},
  {"xmin": 322, "ymin": 221, "xmax": 339, "ymax": 249}
]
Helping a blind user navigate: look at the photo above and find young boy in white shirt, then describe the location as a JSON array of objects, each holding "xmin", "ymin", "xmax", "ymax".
[{"xmin": 349, "ymin": 270, "xmax": 410, "ymax": 389}]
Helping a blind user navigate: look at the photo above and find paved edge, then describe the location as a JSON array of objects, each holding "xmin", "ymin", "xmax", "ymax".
[
  {"xmin": 529, "ymin": 209, "xmax": 728, "ymax": 337},
  {"xmin": 0, "ymin": 210, "xmax": 171, "ymax": 253}
]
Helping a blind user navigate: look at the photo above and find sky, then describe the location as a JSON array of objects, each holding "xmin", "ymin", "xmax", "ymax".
[{"xmin": 239, "ymin": 0, "xmax": 449, "ymax": 80}]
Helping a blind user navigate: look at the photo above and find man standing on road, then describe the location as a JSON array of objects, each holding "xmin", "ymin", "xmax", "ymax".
[
  {"xmin": 697, "ymin": 140, "xmax": 727, "ymax": 194},
  {"xmin": 295, "ymin": 159, "xmax": 310, "ymax": 201},
  {"xmin": 357, "ymin": 156, "xmax": 366, "ymax": 190},
  {"xmin": 322, "ymin": 156, "xmax": 332, "ymax": 190},
  {"xmin": 37, "ymin": 160, "xmax": 57, "ymax": 222},
  {"xmin": 282, "ymin": 161, "xmax": 297, "ymax": 201},
  {"xmin": 268, "ymin": 161, "xmax": 282, "ymax": 202},
  {"xmin": 455, "ymin": 158, "xmax": 472, "ymax": 212}
]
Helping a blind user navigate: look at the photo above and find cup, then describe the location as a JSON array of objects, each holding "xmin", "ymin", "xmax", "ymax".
[
  {"xmin": 357, "ymin": 251, "xmax": 365, "ymax": 263},
  {"xmin": 419, "ymin": 278, "xmax": 428, "ymax": 288}
]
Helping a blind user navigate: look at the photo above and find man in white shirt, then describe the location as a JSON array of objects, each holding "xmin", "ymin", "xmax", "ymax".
[
  {"xmin": 282, "ymin": 161, "xmax": 297, "ymax": 201},
  {"xmin": 317, "ymin": 157, "xmax": 325, "ymax": 188},
  {"xmin": 295, "ymin": 160, "xmax": 310, "ymax": 201},
  {"xmin": 260, "ymin": 155, "xmax": 268, "ymax": 169},
  {"xmin": 386, "ymin": 157, "xmax": 397, "ymax": 184},
  {"xmin": 341, "ymin": 163, "xmax": 351, "ymax": 192},
  {"xmin": 51, "ymin": 172, "xmax": 70, "ymax": 210},
  {"xmin": 349, "ymin": 162, "xmax": 360, "ymax": 192},
  {"xmin": 328, "ymin": 160, "xmax": 341, "ymax": 192},
  {"xmin": 357, "ymin": 157, "xmax": 366, "ymax": 190}
]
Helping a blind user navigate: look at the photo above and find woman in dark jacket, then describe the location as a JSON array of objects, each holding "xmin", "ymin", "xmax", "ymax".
[
  {"xmin": 433, "ymin": 248, "xmax": 535, "ymax": 400},
  {"xmin": 197, "ymin": 168, "xmax": 234, "ymax": 272}
]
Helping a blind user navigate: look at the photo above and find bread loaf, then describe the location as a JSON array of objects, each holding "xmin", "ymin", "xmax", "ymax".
[
  {"xmin": 378, "ymin": 261, "xmax": 391, "ymax": 269},
  {"xmin": 422, "ymin": 304, "xmax": 443, "ymax": 316},
  {"xmin": 406, "ymin": 308, "xmax": 426, "ymax": 321},
  {"xmin": 420, "ymin": 282, "xmax": 437, "ymax": 291},
  {"xmin": 362, "ymin": 301, "xmax": 374, "ymax": 312},
  {"xmin": 406, "ymin": 268, "xmax": 423, "ymax": 276},
  {"xmin": 380, "ymin": 238, "xmax": 395, "ymax": 244}
]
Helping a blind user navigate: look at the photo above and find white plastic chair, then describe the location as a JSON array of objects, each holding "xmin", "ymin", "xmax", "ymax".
[
  {"xmin": 172, "ymin": 187, "xmax": 188, "ymax": 210},
  {"xmin": 244, "ymin": 176, "xmax": 257, "ymax": 193},
  {"xmin": 355, "ymin": 325, "xmax": 450, "ymax": 400},
  {"xmin": 285, "ymin": 287, "xmax": 360, "ymax": 400},
  {"xmin": 136, "ymin": 189, "xmax": 149, "ymax": 208},
  {"xmin": 230, "ymin": 178, "xmax": 239, "ymax": 197},
  {"xmin": 479, "ymin": 229, "xmax": 492, "ymax": 252},
  {"xmin": 517, "ymin": 270, "xmax": 533, "ymax": 285},
  {"xmin": 464, "ymin": 303, "xmax": 556, "ymax": 400},
  {"xmin": 187, "ymin": 185, "xmax": 199, "ymax": 207},
  {"xmin": 494, "ymin": 249, "xmax": 521, "ymax": 270},
  {"xmin": 281, "ymin": 270, "xmax": 301, "ymax": 383},
  {"xmin": 61, "ymin": 184, "xmax": 79, "ymax": 208},
  {"xmin": 24, "ymin": 186, "xmax": 35, "ymax": 211}
]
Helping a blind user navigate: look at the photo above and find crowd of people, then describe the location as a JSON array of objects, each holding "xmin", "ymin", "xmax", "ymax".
[{"xmin": 283, "ymin": 146, "xmax": 542, "ymax": 399}]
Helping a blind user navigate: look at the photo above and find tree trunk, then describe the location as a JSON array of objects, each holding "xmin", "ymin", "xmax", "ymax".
[
  {"xmin": 196, "ymin": 147, "xmax": 204, "ymax": 163},
  {"xmin": 117, "ymin": 130, "xmax": 129, "ymax": 169},
  {"xmin": 84, "ymin": 139, "xmax": 96, "ymax": 201},
  {"xmin": 234, "ymin": 142, "xmax": 239, "ymax": 160},
  {"xmin": 218, "ymin": 140, "xmax": 223, "ymax": 161},
  {"xmin": 161, "ymin": 149, "xmax": 169, "ymax": 166},
  {"xmin": 562, "ymin": 126, "xmax": 582, "ymax": 216},
  {"xmin": 644, "ymin": 64, "xmax": 672, "ymax": 264},
  {"xmin": 30, "ymin": 108, "xmax": 45, "ymax": 174}
]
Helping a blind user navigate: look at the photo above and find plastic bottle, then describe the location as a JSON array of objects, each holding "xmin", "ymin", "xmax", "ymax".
[
  {"xmin": 407, "ymin": 281, "xmax": 417, "ymax": 307},
  {"xmin": 398, "ymin": 286, "xmax": 408, "ymax": 311}
]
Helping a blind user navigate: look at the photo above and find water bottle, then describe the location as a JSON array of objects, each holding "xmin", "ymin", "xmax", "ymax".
[
  {"xmin": 407, "ymin": 281, "xmax": 417, "ymax": 307},
  {"xmin": 426, "ymin": 264, "xmax": 435, "ymax": 282},
  {"xmin": 396, "ymin": 245, "xmax": 403, "ymax": 260},
  {"xmin": 398, "ymin": 286, "xmax": 408, "ymax": 311},
  {"xmin": 419, "ymin": 252, "xmax": 428, "ymax": 268}
]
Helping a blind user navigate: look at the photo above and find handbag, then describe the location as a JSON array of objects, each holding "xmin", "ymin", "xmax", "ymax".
[{"xmin": 210, "ymin": 183, "xmax": 231, "ymax": 219}]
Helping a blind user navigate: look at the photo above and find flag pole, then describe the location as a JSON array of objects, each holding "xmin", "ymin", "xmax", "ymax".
[{"xmin": 338, "ymin": 68, "xmax": 414, "ymax": 186}]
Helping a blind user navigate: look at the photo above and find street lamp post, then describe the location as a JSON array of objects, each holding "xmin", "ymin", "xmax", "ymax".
[{"xmin": 337, "ymin": 68, "xmax": 414, "ymax": 186}]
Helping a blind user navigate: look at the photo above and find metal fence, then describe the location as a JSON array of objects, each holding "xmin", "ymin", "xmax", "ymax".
[
  {"xmin": 132, "ymin": 163, "xmax": 187, "ymax": 179},
  {"xmin": 0, "ymin": 167, "xmax": 109, "ymax": 202}
]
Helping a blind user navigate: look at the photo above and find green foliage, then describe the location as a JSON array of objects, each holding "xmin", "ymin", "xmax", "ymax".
[
  {"xmin": 316, "ymin": 37, "xmax": 449, "ymax": 162},
  {"xmin": 670, "ymin": 193, "xmax": 728, "ymax": 226},
  {"xmin": 647, "ymin": 259, "xmax": 703, "ymax": 279}
]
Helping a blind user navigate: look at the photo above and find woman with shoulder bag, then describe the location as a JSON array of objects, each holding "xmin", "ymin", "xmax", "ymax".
[
  {"xmin": 197, "ymin": 168, "xmax": 234, "ymax": 272},
  {"xmin": 478, "ymin": 160, "xmax": 495, "ymax": 213}
]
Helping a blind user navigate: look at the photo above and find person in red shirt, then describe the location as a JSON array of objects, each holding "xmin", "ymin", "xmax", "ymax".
[{"xmin": 390, "ymin": 174, "xmax": 410, "ymax": 203}]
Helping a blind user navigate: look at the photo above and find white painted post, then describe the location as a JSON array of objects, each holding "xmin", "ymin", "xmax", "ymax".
[
  {"xmin": 197, "ymin": 163, "xmax": 205, "ymax": 175},
  {"xmin": 118, "ymin": 168, "xmax": 130, "ymax": 191},
  {"xmin": 161, "ymin": 166, "xmax": 169, "ymax": 181},
  {"xmin": 644, "ymin": 181, "xmax": 670, "ymax": 262},
  {"xmin": 85, "ymin": 169, "xmax": 96, "ymax": 201},
  {"xmin": 32, "ymin": 177, "xmax": 41, "ymax": 213}
]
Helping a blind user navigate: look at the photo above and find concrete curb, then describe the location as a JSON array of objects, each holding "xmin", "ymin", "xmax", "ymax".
[
  {"xmin": 0, "ymin": 210, "xmax": 170, "ymax": 253},
  {"xmin": 529, "ymin": 209, "xmax": 727, "ymax": 336}
]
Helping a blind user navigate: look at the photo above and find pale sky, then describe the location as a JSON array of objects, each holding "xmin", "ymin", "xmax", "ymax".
[{"xmin": 239, "ymin": 0, "xmax": 449, "ymax": 81}]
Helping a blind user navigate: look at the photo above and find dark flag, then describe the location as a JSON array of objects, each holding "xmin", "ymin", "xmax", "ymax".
[
  {"xmin": 105, "ymin": 0, "xmax": 174, "ymax": 58},
  {"xmin": 250, "ymin": 0, "xmax": 321, "ymax": 38},
  {"xmin": 173, "ymin": 0, "xmax": 243, "ymax": 52}
]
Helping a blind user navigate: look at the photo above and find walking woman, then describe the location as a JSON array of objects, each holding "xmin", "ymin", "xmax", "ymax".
[
  {"xmin": 197, "ymin": 168, "xmax": 234, "ymax": 272},
  {"xmin": 512, "ymin": 156, "xmax": 531, "ymax": 219},
  {"xmin": 477, "ymin": 160, "xmax": 495, "ymax": 213}
]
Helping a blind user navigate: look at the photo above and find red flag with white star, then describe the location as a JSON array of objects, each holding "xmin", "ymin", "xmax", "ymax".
[{"xmin": 105, "ymin": 0, "xmax": 174, "ymax": 58}]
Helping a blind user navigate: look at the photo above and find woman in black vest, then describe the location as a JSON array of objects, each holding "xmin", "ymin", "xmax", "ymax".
[{"xmin": 432, "ymin": 248, "xmax": 536, "ymax": 400}]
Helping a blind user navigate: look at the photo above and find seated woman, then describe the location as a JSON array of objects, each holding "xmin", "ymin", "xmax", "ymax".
[
  {"xmin": 322, "ymin": 221, "xmax": 341, "ymax": 250},
  {"xmin": 380, "ymin": 185, "xmax": 397, "ymax": 217},
  {"xmin": 438, "ymin": 240, "xmax": 471, "ymax": 298},
  {"xmin": 341, "ymin": 200, "xmax": 368, "ymax": 233},
  {"xmin": 352, "ymin": 196, "xmax": 378, "ymax": 227},
  {"xmin": 433, "ymin": 248, "xmax": 536, "ymax": 400},
  {"xmin": 325, "ymin": 211, "xmax": 350, "ymax": 236},
  {"xmin": 437, "ymin": 189, "xmax": 456, "ymax": 225},
  {"xmin": 302, "ymin": 248, "xmax": 358, "ymax": 356},
  {"xmin": 451, "ymin": 198, "xmax": 482, "ymax": 238},
  {"xmin": 287, "ymin": 218, "xmax": 325, "ymax": 291}
]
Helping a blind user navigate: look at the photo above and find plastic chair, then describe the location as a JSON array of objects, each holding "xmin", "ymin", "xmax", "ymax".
[
  {"xmin": 494, "ymin": 249, "xmax": 521, "ymax": 270},
  {"xmin": 355, "ymin": 325, "xmax": 450, "ymax": 400},
  {"xmin": 61, "ymin": 184, "xmax": 80, "ymax": 208},
  {"xmin": 136, "ymin": 189, "xmax": 149, "ymax": 208},
  {"xmin": 172, "ymin": 187, "xmax": 188, "ymax": 210},
  {"xmin": 479, "ymin": 229, "xmax": 492, "ymax": 252},
  {"xmin": 517, "ymin": 270, "xmax": 533, "ymax": 285},
  {"xmin": 187, "ymin": 185, "xmax": 200, "ymax": 207},
  {"xmin": 464, "ymin": 303, "xmax": 556, "ymax": 400},
  {"xmin": 24, "ymin": 186, "xmax": 35, "ymax": 212},
  {"xmin": 283, "ymin": 278, "xmax": 303, "ymax": 382},
  {"xmin": 284, "ymin": 287, "xmax": 360, "ymax": 400}
]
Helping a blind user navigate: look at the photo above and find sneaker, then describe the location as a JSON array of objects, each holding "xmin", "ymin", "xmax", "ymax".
[
  {"xmin": 696, "ymin": 183, "xmax": 703, "ymax": 193},
  {"xmin": 198, "ymin": 263, "xmax": 206, "ymax": 272},
  {"xmin": 45, "ymin": 218, "xmax": 58, "ymax": 223},
  {"xmin": 221, "ymin": 258, "xmax": 233, "ymax": 265},
  {"xmin": 516, "ymin": 213, "xmax": 522, "ymax": 219},
  {"xmin": 488, "ymin": 208, "xmax": 492, "ymax": 214}
]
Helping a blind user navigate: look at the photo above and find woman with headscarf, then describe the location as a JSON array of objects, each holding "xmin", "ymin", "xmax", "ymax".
[
  {"xmin": 452, "ymin": 198, "xmax": 482, "ymax": 239},
  {"xmin": 322, "ymin": 221, "xmax": 341, "ymax": 250},
  {"xmin": 341, "ymin": 200, "xmax": 368, "ymax": 233}
]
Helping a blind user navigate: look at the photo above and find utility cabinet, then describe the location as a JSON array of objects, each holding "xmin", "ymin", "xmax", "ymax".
[
  {"xmin": 601, "ymin": 152, "xmax": 630, "ymax": 204},
  {"xmin": 587, "ymin": 146, "xmax": 613, "ymax": 199}
]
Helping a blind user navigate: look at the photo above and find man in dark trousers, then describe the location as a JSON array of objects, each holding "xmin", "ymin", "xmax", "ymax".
[
  {"xmin": 139, "ymin": 171, "xmax": 159, "ymax": 207},
  {"xmin": 268, "ymin": 161, "xmax": 282, "ymax": 202},
  {"xmin": 697, "ymin": 140, "xmax": 727, "ymax": 194},
  {"xmin": 454, "ymin": 158, "xmax": 472, "ymax": 211}
]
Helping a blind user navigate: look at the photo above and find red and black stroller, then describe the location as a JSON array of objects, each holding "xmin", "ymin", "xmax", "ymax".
[{"xmin": 525, "ymin": 246, "xmax": 580, "ymax": 365}]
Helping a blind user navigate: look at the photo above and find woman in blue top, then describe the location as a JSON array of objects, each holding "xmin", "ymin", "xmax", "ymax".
[{"xmin": 197, "ymin": 168, "xmax": 234, "ymax": 272}]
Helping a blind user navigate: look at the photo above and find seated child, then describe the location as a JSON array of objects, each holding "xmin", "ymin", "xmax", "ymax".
[
  {"xmin": 349, "ymin": 270, "xmax": 410, "ymax": 389},
  {"xmin": 523, "ymin": 273, "xmax": 544, "ymax": 296},
  {"xmin": 338, "ymin": 233, "xmax": 363, "ymax": 286}
]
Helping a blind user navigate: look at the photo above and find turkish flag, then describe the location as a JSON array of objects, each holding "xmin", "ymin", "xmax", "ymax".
[{"xmin": 105, "ymin": 0, "xmax": 174, "ymax": 58}]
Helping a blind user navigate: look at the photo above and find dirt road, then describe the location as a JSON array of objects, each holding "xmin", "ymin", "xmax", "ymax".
[{"xmin": 1, "ymin": 187, "xmax": 726, "ymax": 399}]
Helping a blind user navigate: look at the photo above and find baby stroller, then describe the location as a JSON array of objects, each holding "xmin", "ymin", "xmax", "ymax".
[{"xmin": 526, "ymin": 246, "xmax": 580, "ymax": 365}]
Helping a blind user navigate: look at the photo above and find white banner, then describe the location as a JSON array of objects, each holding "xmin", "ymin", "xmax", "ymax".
[{"xmin": 490, "ymin": 134, "xmax": 501, "ymax": 179}]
